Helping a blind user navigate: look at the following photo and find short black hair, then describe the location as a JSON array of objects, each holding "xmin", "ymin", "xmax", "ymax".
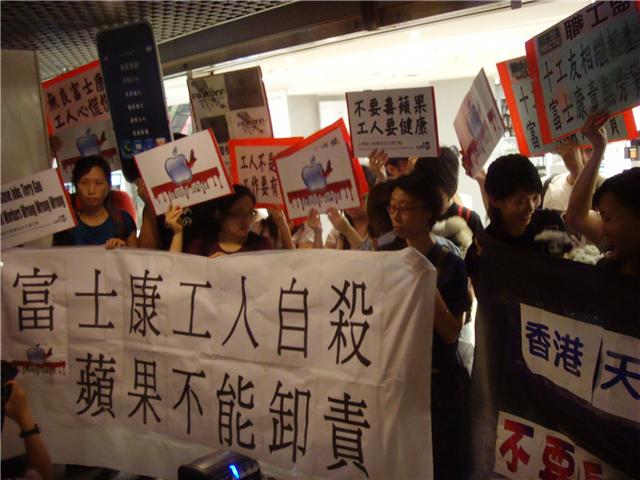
[
  {"xmin": 593, "ymin": 167, "xmax": 640, "ymax": 218},
  {"xmin": 485, "ymin": 154, "xmax": 542, "ymax": 200},
  {"xmin": 392, "ymin": 172, "xmax": 443, "ymax": 227},
  {"xmin": 366, "ymin": 179, "xmax": 395, "ymax": 238},
  {"xmin": 72, "ymin": 155, "xmax": 111, "ymax": 187},
  {"xmin": 413, "ymin": 146, "xmax": 460, "ymax": 197},
  {"xmin": 214, "ymin": 184, "xmax": 256, "ymax": 221}
]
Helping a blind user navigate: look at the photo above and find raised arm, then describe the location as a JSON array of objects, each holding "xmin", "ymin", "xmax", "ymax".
[
  {"xmin": 326, "ymin": 207, "xmax": 364, "ymax": 249},
  {"xmin": 135, "ymin": 178, "xmax": 162, "ymax": 249}
]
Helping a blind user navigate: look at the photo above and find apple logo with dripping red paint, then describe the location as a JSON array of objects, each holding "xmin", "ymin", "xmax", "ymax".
[
  {"xmin": 301, "ymin": 156, "xmax": 333, "ymax": 192},
  {"xmin": 165, "ymin": 147, "xmax": 197, "ymax": 185},
  {"xmin": 76, "ymin": 128, "xmax": 106, "ymax": 156}
]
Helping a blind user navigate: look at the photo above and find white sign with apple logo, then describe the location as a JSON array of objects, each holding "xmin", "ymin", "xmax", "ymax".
[{"xmin": 134, "ymin": 129, "xmax": 233, "ymax": 215}]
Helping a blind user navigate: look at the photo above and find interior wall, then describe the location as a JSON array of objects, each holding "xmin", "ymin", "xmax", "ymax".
[{"xmin": 287, "ymin": 95, "xmax": 321, "ymax": 137}]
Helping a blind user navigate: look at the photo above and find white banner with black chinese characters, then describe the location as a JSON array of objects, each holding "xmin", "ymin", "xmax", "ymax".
[
  {"xmin": 496, "ymin": 56, "xmax": 637, "ymax": 157},
  {"xmin": 1, "ymin": 247, "xmax": 435, "ymax": 479},
  {"xmin": 42, "ymin": 60, "xmax": 122, "ymax": 180},
  {"xmin": 346, "ymin": 87, "xmax": 439, "ymax": 159},
  {"xmin": 453, "ymin": 69, "xmax": 505, "ymax": 177},
  {"xmin": 521, "ymin": 304, "xmax": 639, "ymax": 424},
  {"xmin": 1, "ymin": 169, "xmax": 76, "ymax": 249},
  {"xmin": 494, "ymin": 411, "xmax": 630, "ymax": 479},
  {"xmin": 525, "ymin": 1, "xmax": 640, "ymax": 143}
]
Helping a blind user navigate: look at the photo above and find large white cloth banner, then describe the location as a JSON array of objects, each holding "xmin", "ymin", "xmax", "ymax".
[{"xmin": 1, "ymin": 247, "xmax": 435, "ymax": 479}]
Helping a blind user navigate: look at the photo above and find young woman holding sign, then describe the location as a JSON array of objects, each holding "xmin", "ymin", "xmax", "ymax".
[{"xmin": 52, "ymin": 155, "xmax": 137, "ymax": 248}]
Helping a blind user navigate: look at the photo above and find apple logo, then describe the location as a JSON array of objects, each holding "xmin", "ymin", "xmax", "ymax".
[
  {"xmin": 27, "ymin": 344, "xmax": 46, "ymax": 365},
  {"xmin": 165, "ymin": 147, "xmax": 197, "ymax": 185},
  {"xmin": 76, "ymin": 128, "xmax": 106, "ymax": 157},
  {"xmin": 301, "ymin": 156, "xmax": 333, "ymax": 192}
]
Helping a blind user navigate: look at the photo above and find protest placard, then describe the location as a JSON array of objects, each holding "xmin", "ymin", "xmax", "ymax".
[
  {"xmin": 346, "ymin": 87, "xmax": 439, "ymax": 158},
  {"xmin": 1, "ymin": 247, "xmax": 435, "ymax": 479},
  {"xmin": 274, "ymin": 119, "xmax": 367, "ymax": 222},
  {"xmin": 188, "ymin": 67, "xmax": 273, "ymax": 173},
  {"xmin": 497, "ymin": 56, "xmax": 637, "ymax": 157},
  {"xmin": 525, "ymin": 1, "xmax": 640, "ymax": 143},
  {"xmin": 229, "ymin": 138, "xmax": 302, "ymax": 209},
  {"xmin": 1, "ymin": 169, "xmax": 75, "ymax": 249},
  {"xmin": 134, "ymin": 129, "xmax": 232, "ymax": 215},
  {"xmin": 454, "ymin": 69, "xmax": 505, "ymax": 177},
  {"xmin": 42, "ymin": 61, "xmax": 122, "ymax": 180}
]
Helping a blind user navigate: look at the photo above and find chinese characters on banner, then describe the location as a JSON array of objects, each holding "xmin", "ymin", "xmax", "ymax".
[
  {"xmin": 274, "ymin": 119, "xmax": 368, "ymax": 222},
  {"xmin": 134, "ymin": 130, "xmax": 233, "ymax": 215},
  {"xmin": 497, "ymin": 56, "xmax": 637, "ymax": 157},
  {"xmin": 41, "ymin": 61, "xmax": 121, "ymax": 182},
  {"xmin": 345, "ymin": 87, "xmax": 439, "ymax": 158},
  {"xmin": 453, "ymin": 69, "xmax": 505, "ymax": 177},
  {"xmin": 187, "ymin": 67, "xmax": 273, "ymax": 174},
  {"xmin": 521, "ymin": 304, "xmax": 639, "ymax": 424},
  {"xmin": 229, "ymin": 138, "xmax": 302, "ymax": 208},
  {"xmin": 1, "ymin": 169, "xmax": 76, "ymax": 249},
  {"xmin": 1, "ymin": 247, "xmax": 435, "ymax": 479},
  {"xmin": 494, "ymin": 411, "xmax": 629, "ymax": 479},
  {"xmin": 525, "ymin": 1, "xmax": 640, "ymax": 143}
]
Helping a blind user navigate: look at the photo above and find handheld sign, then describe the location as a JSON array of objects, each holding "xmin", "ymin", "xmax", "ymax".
[
  {"xmin": 134, "ymin": 129, "xmax": 233, "ymax": 216},
  {"xmin": 229, "ymin": 137, "xmax": 303, "ymax": 209},
  {"xmin": 41, "ymin": 61, "xmax": 121, "ymax": 182},
  {"xmin": 346, "ymin": 87, "xmax": 439, "ymax": 158},
  {"xmin": 187, "ymin": 67, "xmax": 273, "ymax": 173},
  {"xmin": 1, "ymin": 169, "xmax": 75, "ymax": 249},
  {"xmin": 525, "ymin": 2, "xmax": 640, "ymax": 143},
  {"xmin": 274, "ymin": 119, "xmax": 367, "ymax": 222},
  {"xmin": 497, "ymin": 56, "xmax": 637, "ymax": 157},
  {"xmin": 454, "ymin": 69, "xmax": 505, "ymax": 176}
]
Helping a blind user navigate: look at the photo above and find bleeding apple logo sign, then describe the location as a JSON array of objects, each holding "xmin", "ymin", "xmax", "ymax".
[
  {"xmin": 135, "ymin": 129, "xmax": 233, "ymax": 215},
  {"xmin": 76, "ymin": 128, "xmax": 107, "ymax": 157},
  {"xmin": 12, "ymin": 344, "xmax": 66, "ymax": 376},
  {"xmin": 301, "ymin": 156, "xmax": 333, "ymax": 192}
]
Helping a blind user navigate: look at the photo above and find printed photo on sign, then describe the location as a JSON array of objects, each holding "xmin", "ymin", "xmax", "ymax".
[
  {"xmin": 454, "ymin": 69, "xmax": 505, "ymax": 177},
  {"xmin": 525, "ymin": 1, "xmax": 640, "ymax": 143},
  {"xmin": 346, "ymin": 87, "xmax": 439, "ymax": 158},
  {"xmin": 1, "ymin": 169, "xmax": 75, "ymax": 249},
  {"xmin": 274, "ymin": 119, "xmax": 365, "ymax": 221},
  {"xmin": 229, "ymin": 138, "xmax": 302, "ymax": 208},
  {"xmin": 54, "ymin": 119, "xmax": 121, "ymax": 183},
  {"xmin": 497, "ymin": 56, "xmax": 638, "ymax": 157},
  {"xmin": 134, "ymin": 129, "xmax": 233, "ymax": 215},
  {"xmin": 520, "ymin": 304, "xmax": 601, "ymax": 402}
]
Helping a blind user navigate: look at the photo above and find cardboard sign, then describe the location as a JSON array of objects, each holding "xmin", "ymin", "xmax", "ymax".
[
  {"xmin": 346, "ymin": 87, "xmax": 439, "ymax": 158},
  {"xmin": 525, "ymin": 2, "xmax": 640, "ymax": 143},
  {"xmin": 1, "ymin": 169, "xmax": 75, "ymax": 249},
  {"xmin": 134, "ymin": 129, "xmax": 233, "ymax": 215},
  {"xmin": 274, "ymin": 119, "xmax": 367, "ymax": 222},
  {"xmin": 497, "ymin": 56, "xmax": 638, "ymax": 157},
  {"xmin": 42, "ymin": 61, "xmax": 122, "ymax": 180},
  {"xmin": 229, "ymin": 137, "xmax": 303, "ymax": 209},
  {"xmin": 1, "ymin": 247, "xmax": 435, "ymax": 479},
  {"xmin": 187, "ymin": 67, "xmax": 273, "ymax": 173},
  {"xmin": 454, "ymin": 69, "xmax": 505, "ymax": 176}
]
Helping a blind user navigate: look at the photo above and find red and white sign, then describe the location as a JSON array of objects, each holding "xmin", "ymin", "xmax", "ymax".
[
  {"xmin": 346, "ymin": 87, "xmax": 439, "ymax": 158},
  {"xmin": 134, "ymin": 129, "xmax": 233, "ymax": 215},
  {"xmin": 454, "ymin": 69, "xmax": 505, "ymax": 177},
  {"xmin": 274, "ymin": 119, "xmax": 368, "ymax": 222},
  {"xmin": 1, "ymin": 169, "xmax": 76, "ymax": 249},
  {"xmin": 42, "ymin": 60, "xmax": 121, "ymax": 180},
  {"xmin": 497, "ymin": 56, "xmax": 637, "ymax": 157},
  {"xmin": 229, "ymin": 137, "xmax": 302, "ymax": 209},
  {"xmin": 525, "ymin": 2, "xmax": 640, "ymax": 143}
]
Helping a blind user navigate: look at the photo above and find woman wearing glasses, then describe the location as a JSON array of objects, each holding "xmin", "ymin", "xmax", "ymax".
[{"xmin": 166, "ymin": 185, "xmax": 272, "ymax": 257}]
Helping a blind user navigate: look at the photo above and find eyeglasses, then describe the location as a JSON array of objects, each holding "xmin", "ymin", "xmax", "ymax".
[
  {"xmin": 227, "ymin": 209, "xmax": 257, "ymax": 220},
  {"xmin": 386, "ymin": 205, "xmax": 423, "ymax": 216}
]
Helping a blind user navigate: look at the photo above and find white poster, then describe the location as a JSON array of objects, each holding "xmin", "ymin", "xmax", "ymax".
[
  {"xmin": 346, "ymin": 87, "xmax": 439, "ymax": 158},
  {"xmin": 1, "ymin": 247, "xmax": 435, "ymax": 479},
  {"xmin": 275, "ymin": 120, "xmax": 364, "ymax": 222},
  {"xmin": 1, "ymin": 169, "xmax": 76, "ymax": 249},
  {"xmin": 134, "ymin": 129, "xmax": 233, "ymax": 215},
  {"xmin": 453, "ymin": 69, "xmax": 505, "ymax": 176}
]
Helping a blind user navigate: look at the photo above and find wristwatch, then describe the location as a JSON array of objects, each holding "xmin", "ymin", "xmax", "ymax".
[{"xmin": 19, "ymin": 424, "xmax": 40, "ymax": 438}]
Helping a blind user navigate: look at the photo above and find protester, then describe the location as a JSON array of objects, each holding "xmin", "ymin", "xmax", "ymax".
[
  {"xmin": 166, "ymin": 185, "xmax": 272, "ymax": 257},
  {"xmin": 565, "ymin": 113, "xmax": 640, "ymax": 276},
  {"xmin": 358, "ymin": 180, "xmax": 397, "ymax": 250},
  {"xmin": 2, "ymin": 380, "xmax": 54, "ymax": 480},
  {"xmin": 324, "ymin": 206, "xmax": 368, "ymax": 250},
  {"xmin": 251, "ymin": 208, "xmax": 295, "ymax": 250},
  {"xmin": 367, "ymin": 148, "xmax": 415, "ymax": 181},
  {"xmin": 52, "ymin": 155, "xmax": 137, "ymax": 248},
  {"xmin": 379, "ymin": 172, "xmax": 470, "ymax": 480}
]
